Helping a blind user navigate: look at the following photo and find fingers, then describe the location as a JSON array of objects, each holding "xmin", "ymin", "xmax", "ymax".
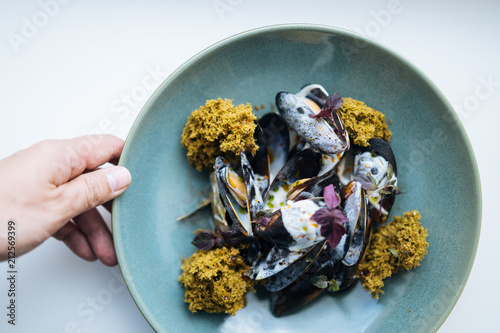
[
  {"xmin": 53, "ymin": 208, "xmax": 118, "ymax": 266},
  {"xmin": 57, "ymin": 166, "xmax": 131, "ymax": 223},
  {"xmin": 103, "ymin": 201, "xmax": 113, "ymax": 213},
  {"xmin": 50, "ymin": 135, "xmax": 125, "ymax": 185},
  {"xmin": 53, "ymin": 221, "xmax": 97, "ymax": 262},
  {"xmin": 73, "ymin": 208, "xmax": 117, "ymax": 266}
]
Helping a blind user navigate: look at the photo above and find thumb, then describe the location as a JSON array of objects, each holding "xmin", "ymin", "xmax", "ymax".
[{"xmin": 58, "ymin": 166, "xmax": 131, "ymax": 221}]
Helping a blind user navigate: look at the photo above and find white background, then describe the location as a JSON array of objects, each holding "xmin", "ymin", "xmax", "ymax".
[{"xmin": 0, "ymin": 1, "xmax": 498, "ymax": 332}]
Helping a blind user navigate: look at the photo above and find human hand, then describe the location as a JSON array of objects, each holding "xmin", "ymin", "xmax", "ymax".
[{"xmin": 0, "ymin": 135, "xmax": 131, "ymax": 266}]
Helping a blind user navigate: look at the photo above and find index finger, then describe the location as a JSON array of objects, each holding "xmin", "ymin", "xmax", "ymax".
[{"xmin": 50, "ymin": 135, "xmax": 124, "ymax": 185}]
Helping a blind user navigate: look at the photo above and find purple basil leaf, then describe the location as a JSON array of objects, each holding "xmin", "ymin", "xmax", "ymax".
[
  {"xmin": 323, "ymin": 184, "xmax": 339, "ymax": 209},
  {"xmin": 313, "ymin": 93, "xmax": 343, "ymax": 122},
  {"xmin": 222, "ymin": 230, "xmax": 245, "ymax": 247},
  {"xmin": 254, "ymin": 216, "xmax": 271, "ymax": 227},
  {"xmin": 329, "ymin": 208, "xmax": 349, "ymax": 224},
  {"xmin": 311, "ymin": 206, "xmax": 349, "ymax": 249},
  {"xmin": 353, "ymin": 172, "xmax": 377, "ymax": 191},
  {"xmin": 324, "ymin": 93, "xmax": 343, "ymax": 110},
  {"xmin": 255, "ymin": 209, "xmax": 273, "ymax": 219},
  {"xmin": 311, "ymin": 208, "xmax": 332, "ymax": 229},
  {"xmin": 327, "ymin": 221, "xmax": 347, "ymax": 249},
  {"xmin": 215, "ymin": 236, "xmax": 225, "ymax": 248},
  {"xmin": 313, "ymin": 108, "xmax": 333, "ymax": 121},
  {"xmin": 312, "ymin": 209, "xmax": 334, "ymax": 240},
  {"xmin": 192, "ymin": 231, "xmax": 216, "ymax": 250}
]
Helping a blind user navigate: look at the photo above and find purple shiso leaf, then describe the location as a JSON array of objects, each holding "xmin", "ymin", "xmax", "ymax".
[
  {"xmin": 192, "ymin": 231, "xmax": 216, "ymax": 250},
  {"xmin": 254, "ymin": 216, "xmax": 271, "ymax": 227},
  {"xmin": 222, "ymin": 230, "xmax": 245, "ymax": 247},
  {"xmin": 311, "ymin": 184, "xmax": 349, "ymax": 248},
  {"xmin": 313, "ymin": 93, "xmax": 343, "ymax": 122},
  {"xmin": 311, "ymin": 208, "xmax": 333, "ymax": 229},
  {"xmin": 327, "ymin": 222, "xmax": 347, "ymax": 249},
  {"xmin": 215, "ymin": 236, "xmax": 225, "ymax": 248},
  {"xmin": 328, "ymin": 208, "xmax": 349, "ymax": 224},
  {"xmin": 323, "ymin": 184, "xmax": 340, "ymax": 210},
  {"xmin": 313, "ymin": 108, "xmax": 334, "ymax": 121},
  {"xmin": 324, "ymin": 93, "xmax": 343, "ymax": 110},
  {"xmin": 353, "ymin": 172, "xmax": 377, "ymax": 191},
  {"xmin": 311, "ymin": 208, "xmax": 347, "ymax": 232}
]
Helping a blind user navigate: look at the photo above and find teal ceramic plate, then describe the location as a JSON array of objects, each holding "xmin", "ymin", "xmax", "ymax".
[{"xmin": 113, "ymin": 24, "xmax": 481, "ymax": 333}]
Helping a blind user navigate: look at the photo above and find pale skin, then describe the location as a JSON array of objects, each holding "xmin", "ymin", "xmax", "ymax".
[{"xmin": 0, "ymin": 135, "xmax": 132, "ymax": 266}]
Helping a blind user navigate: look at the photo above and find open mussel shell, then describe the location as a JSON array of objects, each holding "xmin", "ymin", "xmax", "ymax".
[
  {"xmin": 335, "ymin": 149, "xmax": 355, "ymax": 187},
  {"xmin": 250, "ymin": 245, "xmax": 313, "ymax": 281},
  {"xmin": 296, "ymin": 83, "xmax": 329, "ymax": 109},
  {"xmin": 240, "ymin": 152, "xmax": 264, "ymax": 220},
  {"xmin": 253, "ymin": 208, "xmax": 293, "ymax": 247},
  {"xmin": 250, "ymin": 124, "xmax": 270, "ymax": 196},
  {"xmin": 209, "ymin": 172, "xmax": 230, "ymax": 231},
  {"xmin": 367, "ymin": 138, "xmax": 397, "ymax": 177},
  {"xmin": 331, "ymin": 180, "xmax": 371, "ymax": 292},
  {"xmin": 340, "ymin": 181, "xmax": 366, "ymax": 243},
  {"xmin": 254, "ymin": 198, "xmax": 327, "ymax": 250},
  {"xmin": 263, "ymin": 148, "xmax": 322, "ymax": 210},
  {"xmin": 289, "ymin": 84, "xmax": 329, "ymax": 156},
  {"xmin": 270, "ymin": 247, "xmax": 335, "ymax": 316},
  {"xmin": 289, "ymin": 170, "xmax": 341, "ymax": 202},
  {"xmin": 353, "ymin": 138, "xmax": 397, "ymax": 191},
  {"xmin": 214, "ymin": 157, "xmax": 254, "ymax": 236},
  {"xmin": 263, "ymin": 241, "xmax": 327, "ymax": 292},
  {"xmin": 368, "ymin": 192, "xmax": 396, "ymax": 224},
  {"xmin": 276, "ymin": 91, "xmax": 349, "ymax": 155},
  {"xmin": 353, "ymin": 138, "xmax": 398, "ymax": 223},
  {"xmin": 258, "ymin": 113, "xmax": 290, "ymax": 183}
]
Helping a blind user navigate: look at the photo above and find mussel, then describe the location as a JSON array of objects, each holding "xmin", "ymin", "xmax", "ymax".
[
  {"xmin": 202, "ymin": 84, "xmax": 400, "ymax": 316},
  {"xmin": 214, "ymin": 156, "xmax": 256, "ymax": 236},
  {"xmin": 276, "ymin": 91, "xmax": 349, "ymax": 156},
  {"xmin": 353, "ymin": 138, "xmax": 399, "ymax": 224}
]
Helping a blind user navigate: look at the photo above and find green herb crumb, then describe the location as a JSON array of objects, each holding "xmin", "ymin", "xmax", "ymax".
[
  {"xmin": 356, "ymin": 210, "xmax": 428, "ymax": 299},
  {"xmin": 179, "ymin": 247, "xmax": 254, "ymax": 315}
]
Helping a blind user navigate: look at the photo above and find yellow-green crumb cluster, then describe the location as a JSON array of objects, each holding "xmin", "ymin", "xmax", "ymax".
[
  {"xmin": 181, "ymin": 98, "xmax": 257, "ymax": 171},
  {"xmin": 178, "ymin": 247, "xmax": 254, "ymax": 315},
  {"xmin": 339, "ymin": 97, "xmax": 392, "ymax": 146},
  {"xmin": 357, "ymin": 210, "xmax": 428, "ymax": 299}
]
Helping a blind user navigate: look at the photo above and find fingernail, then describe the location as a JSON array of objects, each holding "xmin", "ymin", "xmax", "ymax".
[{"xmin": 106, "ymin": 166, "xmax": 132, "ymax": 192}]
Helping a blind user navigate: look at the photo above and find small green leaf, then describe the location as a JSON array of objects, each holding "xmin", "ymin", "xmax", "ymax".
[
  {"xmin": 388, "ymin": 248, "xmax": 399, "ymax": 258},
  {"xmin": 392, "ymin": 185, "xmax": 402, "ymax": 194},
  {"xmin": 330, "ymin": 279, "xmax": 339, "ymax": 292},
  {"xmin": 311, "ymin": 275, "xmax": 328, "ymax": 289},
  {"xmin": 386, "ymin": 164, "xmax": 394, "ymax": 180},
  {"xmin": 255, "ymin": 209, "xmax": 273, "ymax": 219}
]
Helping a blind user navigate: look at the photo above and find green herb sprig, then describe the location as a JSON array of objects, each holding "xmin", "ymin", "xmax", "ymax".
[{"xmin": 311, "ymin": 275, "xmax": 340, "ymax": 292}]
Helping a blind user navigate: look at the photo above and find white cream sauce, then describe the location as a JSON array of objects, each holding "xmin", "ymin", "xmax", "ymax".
[
  {"xmin": 280, "ymin": 200, "xmax": 324, "ymax": 251},
  {"xmin": 354, "ymin": 151, "xmax": 390, "ymax": 191}
]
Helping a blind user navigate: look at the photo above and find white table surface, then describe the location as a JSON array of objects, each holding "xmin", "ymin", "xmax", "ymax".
[{"xmin": 0, "ymin": 1, "xmax": 498, "ymax": 332}]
